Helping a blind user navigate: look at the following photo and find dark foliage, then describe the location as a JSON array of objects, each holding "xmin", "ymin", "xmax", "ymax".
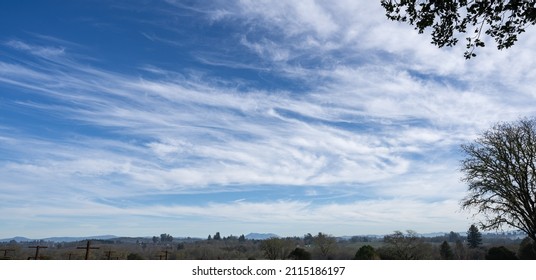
[
  {"xmin": 160, "ymin": 233, "xmax": 173, "ymax": 243},
  {"xmin": 467, "ymin": 224, "xmax": 483, "ymax": 249},
  {"xmin": 303, "ymin": 233, "xmax": 314, "ymax": 245},
  {"xmin": 381, "ymin": 0, "xmax": 536, "ymax": 58},
  {"xmin": 288, "ymin": 247, "xmax": 312, "ymax": 260},
  {"xmin": 518, "ymin": 237, "xmax": 536, "ymax": 259},
  {"xmin": 354, "ymin": 245, "xmax": 379, "ymax": 260},
  {"xmin": 440, "ymin": 241, "xmax": 454, "ymax": 260},
  {"xmin": 127, "ymin": 253, "xmax": 144, "ymax": 260},
  {"xmin": 448, "ymin": 231, "xmax": 462, "ymax": 242},
  {"xmin": 485, "ymin": 246, "xmax": 517, "ymax": 260}
]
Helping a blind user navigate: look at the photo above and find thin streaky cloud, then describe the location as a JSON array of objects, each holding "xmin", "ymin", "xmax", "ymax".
[{"xmin": 1, "ymin": 1, "xmax": 535, "ymax": 238}]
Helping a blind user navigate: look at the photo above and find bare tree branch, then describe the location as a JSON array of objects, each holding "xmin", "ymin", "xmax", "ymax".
[{"xmin": 460, "ymin": 117, "xmax": 536, "ymax": 242}]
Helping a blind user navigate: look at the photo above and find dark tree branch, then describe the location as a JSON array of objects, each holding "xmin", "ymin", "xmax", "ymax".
[
  {"xmin": 460, "ymin": 117, "xmax": 536, "ymax": 243},
  {"xmin": 381, "ymin": 0, "xmax": 536, "ymax": 58}
]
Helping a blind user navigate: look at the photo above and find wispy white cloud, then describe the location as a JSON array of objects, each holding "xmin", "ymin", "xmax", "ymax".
[
  {"xmin": 140, "ymin": 32, "xmax": 184, "ymax": 46},
  {"xmin": 5, "ymin": 40, "xmax": 65, "ymax": 58},
  {"xmin": 2, "ymin": 0, "xmax": 536, "ymax": 237},
  {"xmin": 0, "ymin": 35, "xmax": 525, "ymax": 200}
]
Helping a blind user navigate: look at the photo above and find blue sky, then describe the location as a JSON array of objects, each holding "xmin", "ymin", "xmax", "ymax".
[{"xmin": 1, "ymin": 0, "xmax": 536, "ymax": 239}]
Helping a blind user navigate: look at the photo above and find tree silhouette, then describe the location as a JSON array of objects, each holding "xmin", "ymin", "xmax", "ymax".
[
  {"xmin": 288, "ymin": 247, "xmax": 312, "ymax": 260},
  {"xmin": 381, "ymin": 230, "xmax": 430, "ymax": 260},
  {"xmin": 354, "ymin": 245, "xmax": 379, "ymax": 260},
  {"xmin": 439, "ymin": 241, "xmax": 454, "ymax": 260},
  {"xmin": 160, "ymin": 233, "xmax": 173, "ymax": 243},
  {"xmin": 313, "ymin": 232, "xmax": 336, "ymax": 259},
  {"xmin": 460, "ymin": 118, "xmax": 536, "ymax": 243},
  {"xmin": 303, "ymin": 233, "xmax": 314, "ymax": 245},
  {"xmin": 485, "ymin": 246, "xmax": 517, "ymax": 260},
  {"xmin": 518, "ymin": 237, "xmax": 536, "ymax": 260},
  {"xmin": 448, "ymin": 231, "xmax": 461, "ymax": 242},
  {"xmin": 260, "ymin": 238, "xmax": 285, "ymax": 260},
  {"xmin": 381, "ymin": 0, "xmax": 536, "ymax": 58},
  {"xmin": 467, "ymin": 224, "xmax": 482, "ymax": 249}
]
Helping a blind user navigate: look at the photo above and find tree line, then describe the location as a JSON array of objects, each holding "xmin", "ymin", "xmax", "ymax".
[{"xmin": 1, "ymin": 227, "xmax": 534, "ymax": 260}]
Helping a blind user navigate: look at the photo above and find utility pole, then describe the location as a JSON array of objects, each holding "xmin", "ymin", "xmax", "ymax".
[
  {"xmin": 28, "ymin": 246, "xmax": 48, "ymax": 260},
  {"xmin": 1, "ymin": 249, "xmax": 15, "ymax": 260},
  {"xmin": 104, "ymin": 250, "xmax": 116, "ymax": 260},
  {"xmin": 77, "ymin": 241, "xmax": 100, "ymax": 260},
  {"xmin": 161, "ymin": 249, "xmax": 170, "ymax": 260}
]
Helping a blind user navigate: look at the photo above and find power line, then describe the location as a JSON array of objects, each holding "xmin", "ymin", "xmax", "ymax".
[
  {"xmin": 28, "ymin": 246, "xmax": 48, "ymax": 260},
  {"xmin": 104, "ymin": 250, "xmax": 116, "ymax": 260},
  {"xmin": 0, "ymin": 248, "xmax": 15, "ymax": 260},
  {"xmin": 77, "ymin": 241, "xmax": 100, "ymax": 260}
]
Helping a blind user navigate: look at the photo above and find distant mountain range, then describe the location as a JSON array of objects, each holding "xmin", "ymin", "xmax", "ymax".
[
  {"xmin": 245, "ymin": 233, "xmax": 279, "ymax": 240},
  {"xmin": 1, "ymin": 233, "xmax": 279, "ymax": 243},
  {"xmin": 0, "ymin": 235, "xmax": 118, "ymax": 243},
  {"xmin": 1, "ymin": 230, "xmax": 526, "ymax": 243}
]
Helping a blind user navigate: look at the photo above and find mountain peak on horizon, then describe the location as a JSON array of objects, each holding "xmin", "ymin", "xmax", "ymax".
[
  {"xmin": 0, "ymin": 235, "xmax": 118, "ymax": 243},
  {"xmin": 245, "ymin": 233, "xmax": 278, "ymax": 240}
]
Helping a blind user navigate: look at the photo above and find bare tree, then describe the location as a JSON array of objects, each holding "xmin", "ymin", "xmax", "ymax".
[
  {"xmin": 260, "ymin": 238, "xmax": 285, "ymax": 260},
  {"xmin": 461, "ymin": 118, "xmax": 536, "ymax": 243},
  {"xmin": 381, "ymin": 230, "xmax": 430, "ymax": 260},
  {"xmin": 313, "ymin": 232, "xmax": 336, "ymax": 259}
]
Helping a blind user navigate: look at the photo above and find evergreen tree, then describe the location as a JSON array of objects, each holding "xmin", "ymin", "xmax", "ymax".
[
  {"xmin": 160, "ymin": 233, "xmax": 173, "ymax": 243},
  {"xmin": 238, "ymin": 234, "xmax": 246, "ymax": 242},
  {"xmin": 518, "ymin": 237, "xmax": 536, "ymax": 260},
  {"xmin": 303, "ymin": 233, "xmax": 314, "ymax": 245},
  {"xmin": 486, "ymin": 246, "xmax": 517, "ymax": 260},
  {"xmin": 439, "ymin": 241, "xmax": 454, "ymax": 260},
  {"xmin": 288, "ymin": 248, "xmax": 311, "ymax": 260},
  {"xmin": 213, "ymin": 232, "xmax": 221, "ymax": 240},
  {"xmin": 448, "ymin": 231, "xmax": 461, "ymax": 242},
  {"xmin": 467, "ymin": 224, "xmax": 482, "ymax": 249},
  {"xmin": 354, "ymin": 245, "xmax": 379, "ymax": 260}
]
